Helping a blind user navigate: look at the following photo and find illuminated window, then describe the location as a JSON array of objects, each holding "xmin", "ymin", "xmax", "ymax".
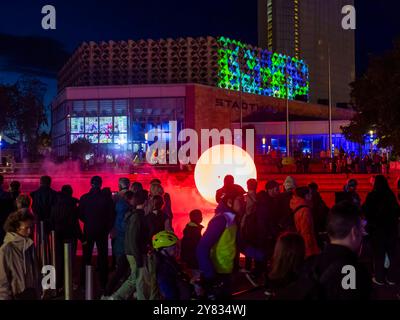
[
  {"xmin": 70, "ymin": 117, "xmax": 84, "ymax": 133},
  {"xmin": 70, "ymin": 134, "xmax": 84, "ymax": 143},
  {"xmin": 114, "ymin": 116, "xmax": 127, "ymax": 134},
  {"xmin": 85, "ymin": 134, "xmax": 99, "ymax": 144},
  {"xmin": 99, "ymin": 117, "xmax": 113, "ymax": 134},
  {"xmin": 114, "ymin": 134, "xmax": 127, "ymax": 145},
  {"xmin": 85, "ymin": 117, "xmax": 98, "ymax": 133},
  {"xmin": 99, "ymin": 134, "xmax": 113, "ymax": 144}
]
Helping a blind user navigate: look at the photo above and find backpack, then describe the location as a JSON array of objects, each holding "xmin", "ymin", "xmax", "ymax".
[
  {"xmin": 278, "ymin": 205, "xmax": 309, "ymax": 234},
  {"xmin": 240, "ymin": 208, "xmax": 258, "ymax": 246}
]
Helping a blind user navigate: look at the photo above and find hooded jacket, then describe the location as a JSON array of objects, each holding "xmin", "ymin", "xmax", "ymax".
[
  {"xmin": 124, "ymin": 208, "xmax": 149, "ymax": 268},
  {"xmin": 181, "ymin": 222, "xmax": 204, "ymax": 269},
  {"xmin": 197, "ymin": 202, "xmax": 237, "ymax": 279},
  {"xmin": 0, "ymin": 232, "xmax": 41, "ymax": 300}
]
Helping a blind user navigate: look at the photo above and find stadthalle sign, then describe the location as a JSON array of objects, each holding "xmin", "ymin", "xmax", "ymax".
[{"xmin": 215, "ymin": 98, "xmax": 279, "ymax": 114}]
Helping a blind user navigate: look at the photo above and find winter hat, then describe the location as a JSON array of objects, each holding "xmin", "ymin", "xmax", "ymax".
[{"xmin": 283, "ymin": 176, "xmax": 297, "ymax": 192}]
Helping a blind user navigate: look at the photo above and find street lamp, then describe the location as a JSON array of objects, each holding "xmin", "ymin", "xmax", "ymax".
[
  {"xmin": 285, "ymin": 60, "xmax": 290, "ymax": 157},
  {"xmin": 0, "ymin": 135, "xmax": 2, "ymax": 166},
  {"xmin": 328, "ymin": 44, "xmax": 333, "ymax": 158},
  {"xmin": 239, "ymin": 48, "xmax": 244, "ymax": 130}
]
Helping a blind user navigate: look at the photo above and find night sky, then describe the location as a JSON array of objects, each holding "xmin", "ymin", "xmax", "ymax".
[{"xmin": 1, "ymin": 0, "xmax": 400, "ymax": 108}]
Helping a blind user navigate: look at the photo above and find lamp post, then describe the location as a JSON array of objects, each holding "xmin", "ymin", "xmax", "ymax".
[
  {"xmin": 239, "ymin": 49, "xmax": 243, "ymax": 130},
  {"xmin": 285, "ymin": 61, "xmax": 290, "ymax": 157},
  {"xmin": 328, "ymin": 44, "xmax": 333, "ymax": 158},
  {"xmin": 0, "ymin": 135, "xmax": 2, "ymax": 165}
]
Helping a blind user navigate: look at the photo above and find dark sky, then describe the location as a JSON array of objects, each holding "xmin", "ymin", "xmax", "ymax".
[{"xmin": 1, "ymin": 0, "xmax": 400, "ymax": 106}]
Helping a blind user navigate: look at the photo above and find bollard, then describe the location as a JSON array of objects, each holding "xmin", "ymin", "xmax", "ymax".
[
  {"xmin": 85, "ymin": 265, "xmax": 93, "ymax": 300},
  {"xmin": 64, "ymin": 243, "xmax": 73, "ymax": 300},
  {"xmin": 50, "ymin": 231, "xmax": 56, "ymax": 271},
  {"xmin": 40, "ymin": 221, "xmax": 46, "ymax": 267},
  {"xmin": 35, "ymin": 222, "xmax": 40, "ymax": 261}
]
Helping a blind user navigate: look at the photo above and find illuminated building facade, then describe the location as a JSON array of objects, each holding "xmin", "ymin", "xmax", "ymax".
[
  {"xmin": 52, "ymin": 36, "xmax": 356, "ymax": 158},
  {"xmin": 58, "ymin": 36, "xmax": 309, "ymax": 101}
]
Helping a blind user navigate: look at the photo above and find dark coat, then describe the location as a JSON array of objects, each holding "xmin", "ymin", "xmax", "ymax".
[
  {"xmin": 363, "ymin": 190, "xmax": 400, "ymax": 237},
  {"xmin": 275, "ymin": 191, "xmax": 295, "ymax": 232},
  {"xmin": 50, "ymin": 193, "xmax": 83, "ymax": 241},
  {"xmin": 240, "ymin": 191, "xmax": 279, "ymax": 250},
  {"xmin": 181, "ymin": 222, "xmax": 203, "ymax": 269},
  {"xmin": 124, "ymin": 208, "xmax": 149, "ymax": 268},
  {"xmin": 79, "ymin": 187, "xmax": 114, "ymax": 239},
  {"xmin": 146, "ymin": 209, "xmax": 167, "ymax": 239},
  {"xmin": 274, "ymin": 245, "xmax": 371, "ymax": 300},
  {"xmin": 215, "ymin": 184, "xmax": 245, "ymax": 204},
  {"xmin": 112, "ymin": 198, "xmax": 131, "ymax": 257},
  {"xmin": 30, "ymin": 186, "xmax": 58, "ymax": 233},
  {"xmin": 313, "ymin": 244, "xmax": 371, "ymax": 300}
]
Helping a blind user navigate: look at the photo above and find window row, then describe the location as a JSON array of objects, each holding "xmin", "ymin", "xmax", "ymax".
[
  {"xmin": 70, "ymin": 133, "xmax": 128, "ymax": 144},
  {"xmin": 70, "ymin": 116, "xmax": 127, "ymax": 134}
]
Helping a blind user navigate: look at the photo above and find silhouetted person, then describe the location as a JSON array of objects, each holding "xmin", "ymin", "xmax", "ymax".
[
  {"xmin": 9, "ymin": 181, "xmax": 21, "ymax": 203},
  {"xmin": 215, "ymin": 175, "xmax": 245, "ymax": 204},
  {"xmin": 313, "ymin": 201, "xmax": 371, "ymax": 299},
  {"xmin": 30, "ymin": 176, "xmax": 58, "ymax": 236},
  {"xmin": 79, "ymin": 176, "xmax": 114, "ymax": 291},
  {"xmin": 50, "ymin": 185, "xmax": 83, "ymax": 290},
  {"xmin": 363, "ymin": 175, "xmax": 400, "ymax": 285},
  {"xmin": 343, "ymin": 179, "xmax": 361, "ymax": 209},
  {"xmin": 308, "ymin": 182, "xmax": 329, "ymax": 249}
]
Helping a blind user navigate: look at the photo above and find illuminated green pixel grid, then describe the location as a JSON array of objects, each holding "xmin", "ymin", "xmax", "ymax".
[{"xmin": 217, "ymin": 36, "xmax": 310, "ymax": 100}]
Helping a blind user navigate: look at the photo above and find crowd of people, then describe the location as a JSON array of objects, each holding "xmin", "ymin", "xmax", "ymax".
[
  {"xmin": 0, "ymin": 171, "xmax": 400, "ymax": 300},
  {"xmin": 263, "ymin": 147, "xmax": 390, "ymax": 175},
  {"xmin": 320, "ymin": 149, "xmax": 390, "ymax": 174}
]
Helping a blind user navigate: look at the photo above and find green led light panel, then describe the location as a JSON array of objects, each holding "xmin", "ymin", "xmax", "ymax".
[{"xmin": 217, "ymin": 36, "xmax": 309, "ymax": 100}]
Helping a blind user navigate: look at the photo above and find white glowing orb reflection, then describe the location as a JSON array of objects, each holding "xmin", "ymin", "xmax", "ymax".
[{"xmin": 194, "ymin": 144, "xmax": 257, "ymax": 205}]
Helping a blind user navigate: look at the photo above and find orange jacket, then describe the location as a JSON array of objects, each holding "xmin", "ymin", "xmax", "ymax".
[{"xmin": 291, "ymin": 198, "xmax": 321, "ymax": 257}]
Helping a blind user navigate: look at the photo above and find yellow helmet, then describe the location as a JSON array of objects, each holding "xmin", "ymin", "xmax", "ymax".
[{"xmin": 152, "ymin": 231, "xmax": 178, "ymax": 250}]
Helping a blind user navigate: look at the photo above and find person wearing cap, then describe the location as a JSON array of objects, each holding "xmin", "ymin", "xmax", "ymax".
[
  {"xmin": 197, "ymin": 187, "xmax": 245, "ymax": 299},
  {"xmin": 343, "ymin": 179, "xmax": 361, "ymax": 209},
  {"xmin": 152, "ymin": 231, "xmax": 192, "ymax": 300},
  {"xmin": 290, "ymin": 187, "xmax": 320, "ymax": 257},
  {"xmin": 79, "ymin": 176, "xmax": 115, "ymax": 291}
]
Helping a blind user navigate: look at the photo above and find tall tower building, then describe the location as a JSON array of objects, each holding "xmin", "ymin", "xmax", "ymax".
[{"xmin": 258, "ymin": 0, "xmax": 355, "ymax": 107}]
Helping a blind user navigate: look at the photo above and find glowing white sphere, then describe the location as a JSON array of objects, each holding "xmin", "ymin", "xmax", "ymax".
[{"xmin": 194, "ymin": 144, "xmax": 257, "ymax": 205}]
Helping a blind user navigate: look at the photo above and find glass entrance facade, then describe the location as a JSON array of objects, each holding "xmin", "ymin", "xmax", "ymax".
[{"xmin": 52, "ymin": 97, "xmax": 185, "ymax": 158}]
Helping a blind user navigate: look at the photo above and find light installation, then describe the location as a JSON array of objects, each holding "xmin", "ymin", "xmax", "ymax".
[
  {"xmin": 217, "ymin": 36, "xmax": 309, "ymax": 100},
  {"xmin": 194, "ymin": 144, "xmax": 257, "ymax": 205}
]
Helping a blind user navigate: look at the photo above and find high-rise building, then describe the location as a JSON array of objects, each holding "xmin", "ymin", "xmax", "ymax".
[{"xmin": 258, "ymin": 0, "xmax": 355, "ymax": 107}]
